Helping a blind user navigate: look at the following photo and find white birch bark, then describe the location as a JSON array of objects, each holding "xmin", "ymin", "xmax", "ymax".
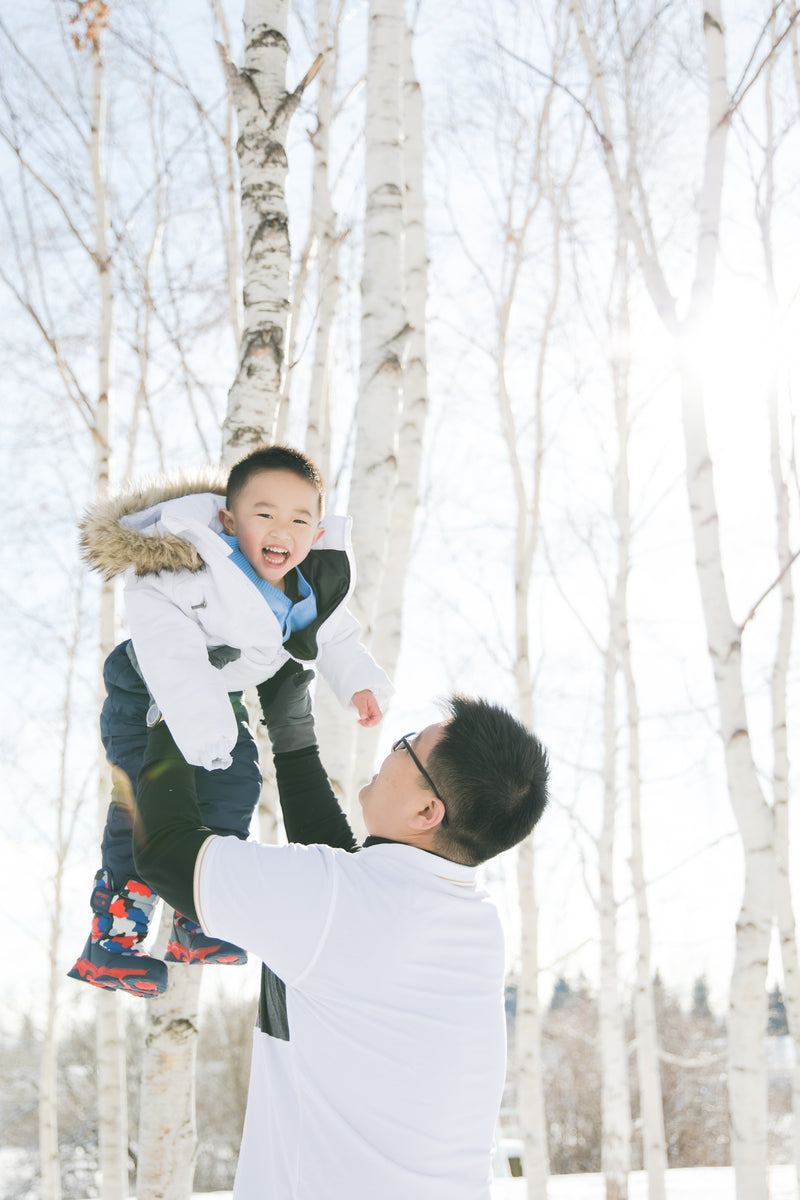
[
  {"xmin": 506, "ymin": 347, "xmax": 546, "ymax": 1196},
  {"xmin": 347, "ymin": 0, "xmax": 405, "ymax": 638},
  {"xmin": 515, "ymin": 839, "xmax": 547, "ymax": 1198},
  {"xmin": 768, "ymin": 357, "xmax": 800, "ymax": 1197},
  {"xmin": 678, "ymin": 348, "xmax": 773, "ymax": 1200},
  {"xmin": 599, "ymin": 624, "xmax": 631, "ymax": 1200},
  {"xmin": 40, "ymin": 938, "xmax": 60, "ymax": 1200},
  {"xmin": 570, "ymin": 5, "xmax": 773, "ymax": 1194},
  {"xmin": 300, "ymin": 2, "xmax": 350, "ymax": 805},
  {"xmin": 759, "ymin": 28, "xmax": 800, "ymax": 1187},
  {"xmin": 137, "ymin": 913, "xmax": 200, "ymax": 1200},
  {"xmin": 679, "ymin": 15, "xmax": 772, "ymax": 1198},
  {"xmin": 305, "ymin": 0, "xmax": 340, "ymax": 485},
  {"xmin": 353, "ymin": 12, "xmax": 429, "ymax": 794},
  {"xmin": 610, "ymin": 36, "xmax": 668, "ymax": 1194},
  {"xmin": 624, "ymin": 616, "xmax": 668, "ymax": 1200},
  {"xmin": 612, "ymin": 241, "xmax": 667, "ymax": 1200},
  {"xmin": 89, "ymin": 20, "xmax": 129, "ymax": 1200},
  {"xmin": 370, "ymin": 13, "xmax": 427, "ymax": 681},
  {"xmin": 139, "ymin": 4, "xmax": 309, "ymax": 1190},
  {"xmin": 494, "ymin": 157, "xmax": 550, "ymax": 1200},
  {"xmin": 276, "ymin": 251, "xmax": 309, "ymax": 443},
  {"xmin": 221, "ymin": 0, "xmax": 294, "ymax": 460},
  {"xmin": 322, "ymin": 0, "xmax": 406, "ymax": 816},
  {"xmin": 505, "ymin": 326, "xmax": 548, "ymax": 1200},
  {"xmin": 791, "ymin": 0, "xmax": 800, "ymax": 104},
  {"xmin": 213, "ymin": 0, "xmax": 244, "ymax": 353},
  {"xmin": 315, "ymin": 675, "xmax": 362, "ymax": 818},
  {"xmin": 126, "ymin": 210, "xmax": 164, "ymax": 482},
  {"xmin": 137, "ymin": 4, "xmax": 302, "ymax": 1190},
  {"xmin": 480, "ymin": 48, "xmax": 582, "ymax": 1189},
  {"xmin": 40, "ymin": 606, "xmax": 84, "ymax": 1200}
]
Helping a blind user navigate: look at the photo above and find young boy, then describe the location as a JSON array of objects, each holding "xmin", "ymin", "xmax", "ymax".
[{"xmin": 69, "ymin": 444, "xmax": 391, "ymax": 997}]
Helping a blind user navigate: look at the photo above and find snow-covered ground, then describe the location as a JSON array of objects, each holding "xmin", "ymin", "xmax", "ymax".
[
  {"xmin": 494, "ymin": 1166, "xmax": 798, "ymax": 1198},
  {"xmin": 0, "ymin": 1154, "xmax": 796, "ymax": 1199},
  {"xmin": 181, "ymin": 1167, "xmax": 800, "ymax": 1199},
  {"xmin": 186, "ymin": 1168, "xmax": 800, "ymax": 1199}
]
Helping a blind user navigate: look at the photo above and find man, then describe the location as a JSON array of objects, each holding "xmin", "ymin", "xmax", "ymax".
[{"xmin": 134, "ymin": 663, "xmax": 549, "ymax": 1200}]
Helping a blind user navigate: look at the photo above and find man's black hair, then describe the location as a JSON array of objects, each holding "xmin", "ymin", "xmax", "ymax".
[
  {"xmin": 226, "ymin": 444, "xmax": 325, "ymax": 513},
  {"xmin": 425, "ymin": 695, "xmax": 549, "ymax": 866}
]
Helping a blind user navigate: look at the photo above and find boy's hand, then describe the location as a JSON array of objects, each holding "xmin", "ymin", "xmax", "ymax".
[{"xmin": 352, "ymin": 689, "xmax": 382, "ymax": 727}]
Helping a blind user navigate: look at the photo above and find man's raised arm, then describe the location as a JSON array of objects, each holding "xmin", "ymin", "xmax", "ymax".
[
  {"xmin": 134, "ymin": 723, "xmax": 212, "ymax": 922},
  {"xmin": 132, "ymin": 662, "xmax": 358, "ymax": 917},
  {"xmin": 256, "ymin": 662, "xmax": 358, "ymax": 852}
]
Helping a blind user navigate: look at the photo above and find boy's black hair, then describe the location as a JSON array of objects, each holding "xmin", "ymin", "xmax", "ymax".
[
  {"xmin": 226, "ymin": 444, "xmax": 325, "ymax": 513},
  {"xmin": 425, "ymin": 695, "xmax": 549, "ymax": 866}
]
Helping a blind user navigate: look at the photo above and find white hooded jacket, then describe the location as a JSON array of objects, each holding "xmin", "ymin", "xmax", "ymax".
[{"xmin": 80, "ymin": 473, "xmax": 392, "ymax": 771}]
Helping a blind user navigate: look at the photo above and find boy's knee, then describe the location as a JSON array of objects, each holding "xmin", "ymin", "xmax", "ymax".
[{"xmin": 103, "ymin": 640, "xmax": 149, "ymax": 698}]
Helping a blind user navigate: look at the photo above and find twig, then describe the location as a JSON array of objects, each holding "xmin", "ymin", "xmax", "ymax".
[{"xmin": 739, "ymin": 546, "xmax": 800, "ymax": 632}]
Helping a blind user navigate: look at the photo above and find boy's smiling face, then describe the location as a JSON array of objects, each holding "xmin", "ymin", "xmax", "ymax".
[{"xmin": 219, "ymin": 468, "xmax": 323, "ymax": 589}]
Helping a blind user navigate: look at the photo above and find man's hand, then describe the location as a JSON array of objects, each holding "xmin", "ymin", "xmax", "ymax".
[
  {"xmin": 257, "ymin": 661, "xmax": 316, "ymax": 754},
  {"xmin": 352, "ymin": 689, "xmax": 382, "ymax": 727}
]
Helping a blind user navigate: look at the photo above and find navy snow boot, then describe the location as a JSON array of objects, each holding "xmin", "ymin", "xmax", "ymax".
[{"xmin": 68, "ymin": 869, "xmax": 168, "ymax": 997}]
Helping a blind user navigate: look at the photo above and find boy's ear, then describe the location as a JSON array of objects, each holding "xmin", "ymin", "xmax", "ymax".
[
  {"xmin": 219, "ymin": 507, "xmax": 235, "ymax": 535},
  {"xmin": 312, "ymin": 524, "xmax": 324, "ymax": 543}
]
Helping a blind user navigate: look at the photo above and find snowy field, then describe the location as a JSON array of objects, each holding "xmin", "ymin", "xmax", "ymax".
[
  {"xmin": 181, "ymin": 1166, "xmax": 800, "ymax": 1199},
  {"xmin": 187, "ymin": 1169, "xmax": 798, "ymax": 1200},
  {"xmin": 184, "ymin": 1167, "xmax": 800, "ymax": 1199},
  {"xmin": 0, "ymin": 1158, "xmax": 797, "ymax": 1199},
  {"xmin": 494, "ymin": 1166, "xmax": 798, "ymax": 1198}
]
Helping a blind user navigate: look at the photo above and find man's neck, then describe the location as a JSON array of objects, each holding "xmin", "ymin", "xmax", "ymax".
[{"xmin": 362, "ymin": 833, "xmax": 471, "ymax": 866}]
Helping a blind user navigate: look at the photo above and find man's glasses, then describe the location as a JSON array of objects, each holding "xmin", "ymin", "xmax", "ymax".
[{"xmin": 391, "ymin": 733, "xmax": 448, "ymax": 827}]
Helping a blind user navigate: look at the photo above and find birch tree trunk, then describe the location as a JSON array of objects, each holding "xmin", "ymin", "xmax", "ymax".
[
  {"xmin": 494, "ymin": 151, "xmax": 550, "ymax": 1200},
  {"xmin": 347, "ymin": 0, "xmax": 405, "ymax": 636},
  {"xmin": 353, "ymin": 10, "xmax": 429, "ymax": 794},
  {"xmin": 611, "ymin": 241, "xmax": 667, "ymax": 1200},
  {"xmin": 213, "ymin": 0, "xmax": 244, "ymax": 353},
  {"xmin": 40, "ymin": 604, "xmax": 84, "ymax": 1200},
  {"xmin": 141, "ymin": 1, "xmax": 316, "ymax": 1190},
  {"xmin": 138, "ymin": 5, "xmax": 309, "ymax": 1194},
  {"xmin": 87, "ymin": 18, "xmax": 129, "ymax": 1200},
  {"xmin": 599, "ymin": 622, "xmax": 631, "ymax": 1200},
  {"xmin": 40, "ymin": 928, "xmax": 61, "ymax": 1200},
  {"xmin": 570, "ymin": 5, "xmax": 774, "ymax": 1194},
  {"xmin": 623, "ymin": 599, "xmax": 668, "ymax": 1200},
  {"xmin": 221, "ymin": 0, "xmax": 294, "ymax": 459},
  {"xmin": 759, "ymin": 27, "xmax": 800, "ymax": 1188},
  {"xmin": 321, "ymin": 0, "xmax": 405, "ymax": 814},
  {"xmin": 137, "ymin": 917, "xmax": 200, "ymax": 1200},
  {"xmin": 768, "ymin": 352, "xmax": 800, "ymax": 1198},
  {"xmin": 678, "ymin": 17, "xmax": 772, "ymax": 1197},
  {"xmin": 305, "ymin": 0, "xmax": 343, "ymax": 483},
  {"xmin": 678, "ymin": 350, "xmax": 773, "ymax": 1199},
  {"xmin": 477, "ymin": 44, "xmax": 580, "ymax": 1190},
  {"xmin": 791, "ymin": 0, "xmax": 800, "ymax": 104},
  {"xmin": 369, "ymin": 13, "xmax": 427, "ymax": 682},
  {"xmin": 506, "ymin": 337, "xmax": 548, "ymax": 1200}
]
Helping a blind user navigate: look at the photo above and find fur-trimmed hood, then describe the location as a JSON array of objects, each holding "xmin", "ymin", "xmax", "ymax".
[{"xmin": 79, "ymin": 469, "xmax": 227, "ymax": 581}]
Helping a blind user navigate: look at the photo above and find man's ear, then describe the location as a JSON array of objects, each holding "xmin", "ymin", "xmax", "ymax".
[
  {"xmin": 408, "ymin": 798, "xmax": 446, "ymax": 833},
  {"xmin": 219, "ymin": 507, "xmax": 235, "ymax": 535}
]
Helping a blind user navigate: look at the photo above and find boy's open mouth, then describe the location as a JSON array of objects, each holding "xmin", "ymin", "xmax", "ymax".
[{"xmin": 263, "ymin": 545, "xmax": 290, "ymax": 567}]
